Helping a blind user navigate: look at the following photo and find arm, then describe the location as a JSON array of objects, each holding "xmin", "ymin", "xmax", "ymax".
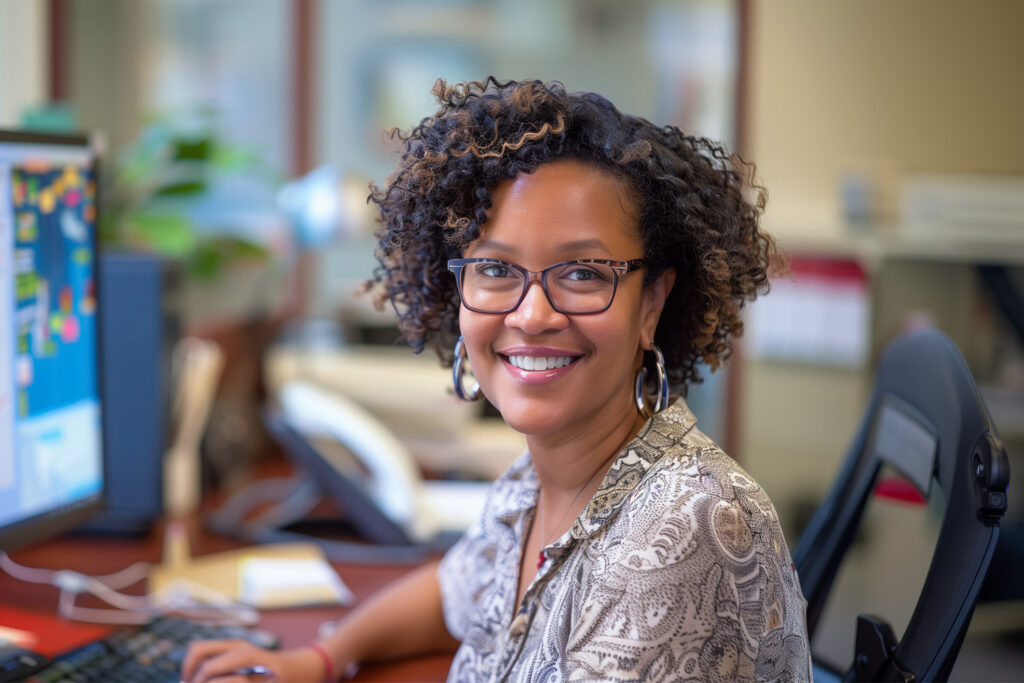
[
  {"xmin": 182, "ymin": 560, "xmax": 458, "ymax": 683},
  {"xmin": 320, "ymin": 558, "xmax": 459, "ymax": 669}
]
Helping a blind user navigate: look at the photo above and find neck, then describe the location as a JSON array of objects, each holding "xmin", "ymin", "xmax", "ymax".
[
  {"xmin": 527, "ymin": 396, "xmax": 647, "ymax": 501},
  {"xmin": 530, "ymin": 401, "xmax": 645, "ymax": 552}
]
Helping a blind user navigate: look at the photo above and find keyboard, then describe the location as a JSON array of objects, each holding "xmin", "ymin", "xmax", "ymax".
[{"xmin": 1, "ymin": 616, "xmax": 279, "ymax": 683}]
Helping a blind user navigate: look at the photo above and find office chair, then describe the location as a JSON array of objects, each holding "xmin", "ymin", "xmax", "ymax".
[
  {"xmin": 976, "ymin": 265, "xmax": 1024, "ymax": 605},
  {"xmin": 793, "ymin": 327, "xmax": 1010, "ymax": 682}
]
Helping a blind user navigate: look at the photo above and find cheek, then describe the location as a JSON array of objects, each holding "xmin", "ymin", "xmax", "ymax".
[
  {"xmin": 617, "ymin": 313, "xmax": 650, "ymax": 370},
  {"xmin": 457, "ymin": 308, "xmax": 494, "ymax": 362},
  {"xmin": 588, "ymin": 315, "xmax": 644, "ymax": 368}
]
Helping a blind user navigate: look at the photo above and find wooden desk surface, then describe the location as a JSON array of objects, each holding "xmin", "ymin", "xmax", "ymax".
[{"xmin": 0, "ymin": 516, "xmax": 452, "ymax": 681}]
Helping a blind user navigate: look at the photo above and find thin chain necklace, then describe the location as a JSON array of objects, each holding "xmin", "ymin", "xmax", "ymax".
[{"xmin": 535, "ymin": 449, "xmax": 618, "ymax": 569}]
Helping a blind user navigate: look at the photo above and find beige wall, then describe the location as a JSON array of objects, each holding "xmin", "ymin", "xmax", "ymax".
[
  {"xmin": 70, "ymin": 0, "xmax": 154, "ymax": 151},
  {"xmin": 0, "ymin": 0, "xmax": 47, "ymax": 127},
  {"xmin": 748, "ymin": 0, "xmax": 1024, "ymax": 236},
  {"xmin": 740, "ymin": 0, "xmax": 1024, "ymax": 537},
  {"xmin": 738, "ymin": 11, "xmax": 1024, "ymax": 661}
]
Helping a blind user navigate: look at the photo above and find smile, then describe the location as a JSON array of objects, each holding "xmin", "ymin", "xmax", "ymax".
[{"xmin": 506, "ymin": 355, "xmax": 577, "ymax": 371}]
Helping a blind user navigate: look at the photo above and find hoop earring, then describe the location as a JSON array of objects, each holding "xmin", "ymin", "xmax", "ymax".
[
  {"xmin": 453, "ymin": 336, "xmax": 482, "ymax": 402},
  {"xmin": 634, "ymin": 344, "xmax": 669, "ymax": 418}
]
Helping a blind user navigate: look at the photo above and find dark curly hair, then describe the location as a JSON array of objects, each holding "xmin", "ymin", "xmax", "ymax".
[{"xmin": 368, "ymin": 77, "xmax": 779, "ymax": 391}]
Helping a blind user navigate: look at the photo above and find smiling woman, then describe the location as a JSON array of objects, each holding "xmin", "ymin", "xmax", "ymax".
[
  {"xmin": 451, "ymin": 161, "xmax": 664, "ymax": 444},
  {"xmin": 182, "ymin": 78, "xmax": 811, "ymax": 683}
]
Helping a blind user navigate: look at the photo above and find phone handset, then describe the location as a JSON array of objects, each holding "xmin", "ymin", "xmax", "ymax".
[{"xmin": 277, "ymin": 381, "xmax": 429, "ymax": 537}]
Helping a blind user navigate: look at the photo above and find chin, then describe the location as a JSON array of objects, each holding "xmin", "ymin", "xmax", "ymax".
[{"xmin": 491, "ymin": 400, "xmax": 571, "ymax": 438}]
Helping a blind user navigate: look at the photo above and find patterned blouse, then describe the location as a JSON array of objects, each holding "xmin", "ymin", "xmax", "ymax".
[{"xmin": 437, "ymin": 400, "xmax": 811, "ymax": 682}]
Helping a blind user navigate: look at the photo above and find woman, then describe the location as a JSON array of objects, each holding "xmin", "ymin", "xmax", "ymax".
[{"xmin": 183, "ymin": 78, "xmax": 811, "ymax": 682}]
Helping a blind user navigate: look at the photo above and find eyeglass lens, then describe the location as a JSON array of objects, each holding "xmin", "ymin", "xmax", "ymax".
[{"xmin": 461, "ymin": 261, "xmax": 617, "ymax": 313}]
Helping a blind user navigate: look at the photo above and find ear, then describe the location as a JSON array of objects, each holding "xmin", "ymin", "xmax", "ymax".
[{"xmin": 640, "ymin": 269, "xmax": 676, "ymax": 349}]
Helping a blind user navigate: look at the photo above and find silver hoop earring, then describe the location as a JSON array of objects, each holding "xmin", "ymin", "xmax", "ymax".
[
  {"xmin": 453, "ymin": 336, "xmax": 482, "ymax": 402},
  {"xmin": 634, "ymin": 344, "xmax": 669, "ymax": 418}
]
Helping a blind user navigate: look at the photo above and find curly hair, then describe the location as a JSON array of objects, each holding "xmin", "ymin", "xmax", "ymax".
[{"xmin": 368, "ymin": 77, "xmax": 779, "ymax": 390}]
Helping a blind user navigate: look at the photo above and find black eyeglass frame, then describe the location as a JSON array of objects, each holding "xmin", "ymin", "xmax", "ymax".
[{"xmin": 446, "ymin": 257, "xmax": 645, "ymax": 315}]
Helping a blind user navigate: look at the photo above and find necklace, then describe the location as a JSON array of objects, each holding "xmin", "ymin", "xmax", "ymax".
[{"xmin": 535, "ymin": 449, "xmax": 618, "ymax": 569}]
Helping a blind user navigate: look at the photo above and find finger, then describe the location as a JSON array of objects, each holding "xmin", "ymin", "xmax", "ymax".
[
  {"xmin": 182, "ymin": 639, "xmax": 255, "ymax": 683},
  {"xmin": 181, "ymin": 639, "xmax": 234, "ymax": 682},
  {"xmin": 192, "ymin": 646, "xmax": 272, "ymax": 683}
]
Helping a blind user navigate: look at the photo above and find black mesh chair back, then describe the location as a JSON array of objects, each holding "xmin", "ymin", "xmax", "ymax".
[{"xmin": 793, "ymin": 328, "xmax": 1010, "ymax": 681}]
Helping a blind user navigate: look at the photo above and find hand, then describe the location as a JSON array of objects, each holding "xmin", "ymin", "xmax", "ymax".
[{"xmin": 181, "ymin": 639, "xmax": 328, "ymax": 683}]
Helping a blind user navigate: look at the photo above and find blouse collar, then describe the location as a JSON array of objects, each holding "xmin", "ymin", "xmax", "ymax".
[
  {"xmin": 572, "ymin": 399, "xmax": 697, "ymax": 540},
  {"xmin": 491, "ymin": 400, "xmax": 698, "ymax": 541}
]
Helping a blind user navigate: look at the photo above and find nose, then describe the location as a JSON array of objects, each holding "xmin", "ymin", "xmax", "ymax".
[{"xmin": 505, "ymin": 280, "xmax": 569, "ymax": 334}]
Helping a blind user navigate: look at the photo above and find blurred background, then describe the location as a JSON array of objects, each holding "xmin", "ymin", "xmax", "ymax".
[{"xmin": 2, "ymin": 0, "xmax": 1023, "ymax": 677}]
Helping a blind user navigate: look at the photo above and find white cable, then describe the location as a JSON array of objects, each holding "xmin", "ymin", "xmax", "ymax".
[
  {"xmin": 88, "ymin": 560, "xmax": 152, "ymax": 590},
  {"xmin": 0, "ymin": 552, "xmax": 149, "ymax": 591},
  {"xmin": 1, "ymin": 551, "xmax": 256, "ymax": 626},
  {"xmin": 152, "ymin": 578, "xmax": 260, "ymax": 625},
  {"xmin": 2, "ymin": 551, "xmax": 160, "ymax": 624},
  {"xmin": 53, "ymin": 570, "xmax": 153, "ymax": 609},
  {"xmin": 57, "ymin": 591, "xmax": 157, "ymax": 625},
  {"xmin": 0, "ymin": 551, "xmax": 60, "ymax": 582}
]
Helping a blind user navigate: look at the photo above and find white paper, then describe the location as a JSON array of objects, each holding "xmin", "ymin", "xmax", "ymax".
[{"xmin": 238, "ymin": 556, "xmax": 354, "ymax": 608}]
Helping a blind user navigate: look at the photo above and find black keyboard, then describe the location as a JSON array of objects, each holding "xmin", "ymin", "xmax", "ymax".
[{"xmin": 1, "ymin": 616, "xmax": 279, "ymax": 683}]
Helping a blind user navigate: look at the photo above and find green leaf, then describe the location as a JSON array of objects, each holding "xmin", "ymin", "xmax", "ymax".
[
  {"xmin": 128, "ymin": 213, "xmax": 196, "ymax": 258},
  {"xmin": 189, "ymin": 242, "xmax": 224, "ymax": 280},
  {"xmin": 186, "ymin": 235, "xmax": 269, "ymax": 281},
  {"xmin": 211, "ymin": 144, "xmax": 260, "ymax": 171},
  {"xmin": 156, "ymin": 180, "xmax": 206, "ymax": 196},
  {"xmin": 173, "ymin": 137, "xmax": 212, "ymax": 161}
]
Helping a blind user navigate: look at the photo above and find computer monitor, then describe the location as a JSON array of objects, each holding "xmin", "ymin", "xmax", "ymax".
[{"xmin": 0, "ymin": 130, "xmax": 104, "ymax": 552}]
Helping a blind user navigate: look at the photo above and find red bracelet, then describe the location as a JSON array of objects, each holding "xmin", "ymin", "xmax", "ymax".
[{"xmin": 308, "ymin": 642, "xmax": 335, "ymax": 683}]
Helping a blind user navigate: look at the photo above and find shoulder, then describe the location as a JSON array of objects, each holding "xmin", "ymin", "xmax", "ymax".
[
  {"xmin": 599, "ymin": 414, "xmax": 794, "ymax": 584},
  {"xmin": 644, "ymin": 402, "xmax": 778, "ymax": 525},
  {"xmin": 578, "ymin": 421, "xmax": 810, "ymax": 680},
  {"xmin": 623, "ymin": 400, "xmax": 769, "ymax": 506},
  {"xmin": 630, "ymin": 418, "xmax": 776, "ymax": 532}
]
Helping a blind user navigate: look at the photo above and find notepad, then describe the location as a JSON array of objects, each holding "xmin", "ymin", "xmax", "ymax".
[
  {"xmin": 148, "ymin": 539, "xmax": 354, "ymax": 610},
  {"xmin": 238, "ymin": 555, "xmax": 354, "ymax": 608}
]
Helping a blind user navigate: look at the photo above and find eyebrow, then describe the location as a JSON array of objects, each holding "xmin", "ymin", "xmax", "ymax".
[{"xmin": 472, "ymin": 238, "xmax": 610, "ymax": 254}]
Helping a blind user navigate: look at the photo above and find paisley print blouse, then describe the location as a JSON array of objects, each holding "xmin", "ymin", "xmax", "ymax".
[{"xmin": 437, "ymin": 400, "xmax": 811, "ymax": 682}]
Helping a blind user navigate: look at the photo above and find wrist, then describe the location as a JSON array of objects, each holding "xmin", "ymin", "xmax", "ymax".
[{"xmin": 307, "ymin": 641, "xmax": 356, "ymax": 682}]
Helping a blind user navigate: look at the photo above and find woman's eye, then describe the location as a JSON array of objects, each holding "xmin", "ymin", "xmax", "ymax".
[
  {"xmin": 478, "ymin": 263, "xmax": 511, "ymax": 278},
  {"xmin": 562, "ymin": 266, "xmax": 606, "ymax": 282}
]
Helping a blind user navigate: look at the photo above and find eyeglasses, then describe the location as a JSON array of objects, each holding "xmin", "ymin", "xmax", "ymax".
[{"xmin": 447, "ymin": 257, "xmax": 645, "ymax": 315}]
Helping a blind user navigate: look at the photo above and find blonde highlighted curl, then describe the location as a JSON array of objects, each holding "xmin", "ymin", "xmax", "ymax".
[{"xmin": 368, "ymin": 77, "xmax": 780, "ymax": 391}]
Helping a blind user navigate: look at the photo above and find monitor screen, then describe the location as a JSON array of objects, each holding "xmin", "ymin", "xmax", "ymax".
[{"xmin": 0, "ymin": 130, "xmax": 104, "ymax": 552}]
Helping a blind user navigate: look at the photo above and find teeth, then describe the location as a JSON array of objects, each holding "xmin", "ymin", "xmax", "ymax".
[{"xmin": 508, "ymin": 355, "xmax": 575, "ymax": 371}]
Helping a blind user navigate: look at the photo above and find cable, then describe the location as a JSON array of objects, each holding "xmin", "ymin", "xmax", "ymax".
[
  {"xmin": 0, "ymin": 551, "xmax": 258, "ymax": 626},
  {"xmin": 0, "ymin": 552, "xmax": 147, "ymax": 590},
  {"xmin": 90, "ymin": 560, "xmax": 154, "ymax": 590},
  {"xmin": 57, "ymin": 591, "xmax": 157, "ymax": 625},
  {"xmin": 152, "ymin": 578, "xmax": 260, "ymax": 625},
  {"xmin": 2, "ymin": 551, "xmax": 158, "ymax": 624},
  {"xmin": 0, "ymin": 552, "xmax": 75, "ymax": 583}
]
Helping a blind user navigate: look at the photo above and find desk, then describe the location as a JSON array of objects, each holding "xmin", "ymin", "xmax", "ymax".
[{"xmin": 0, "ymin": 516, "xmax": 453, "ymax": 682}]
